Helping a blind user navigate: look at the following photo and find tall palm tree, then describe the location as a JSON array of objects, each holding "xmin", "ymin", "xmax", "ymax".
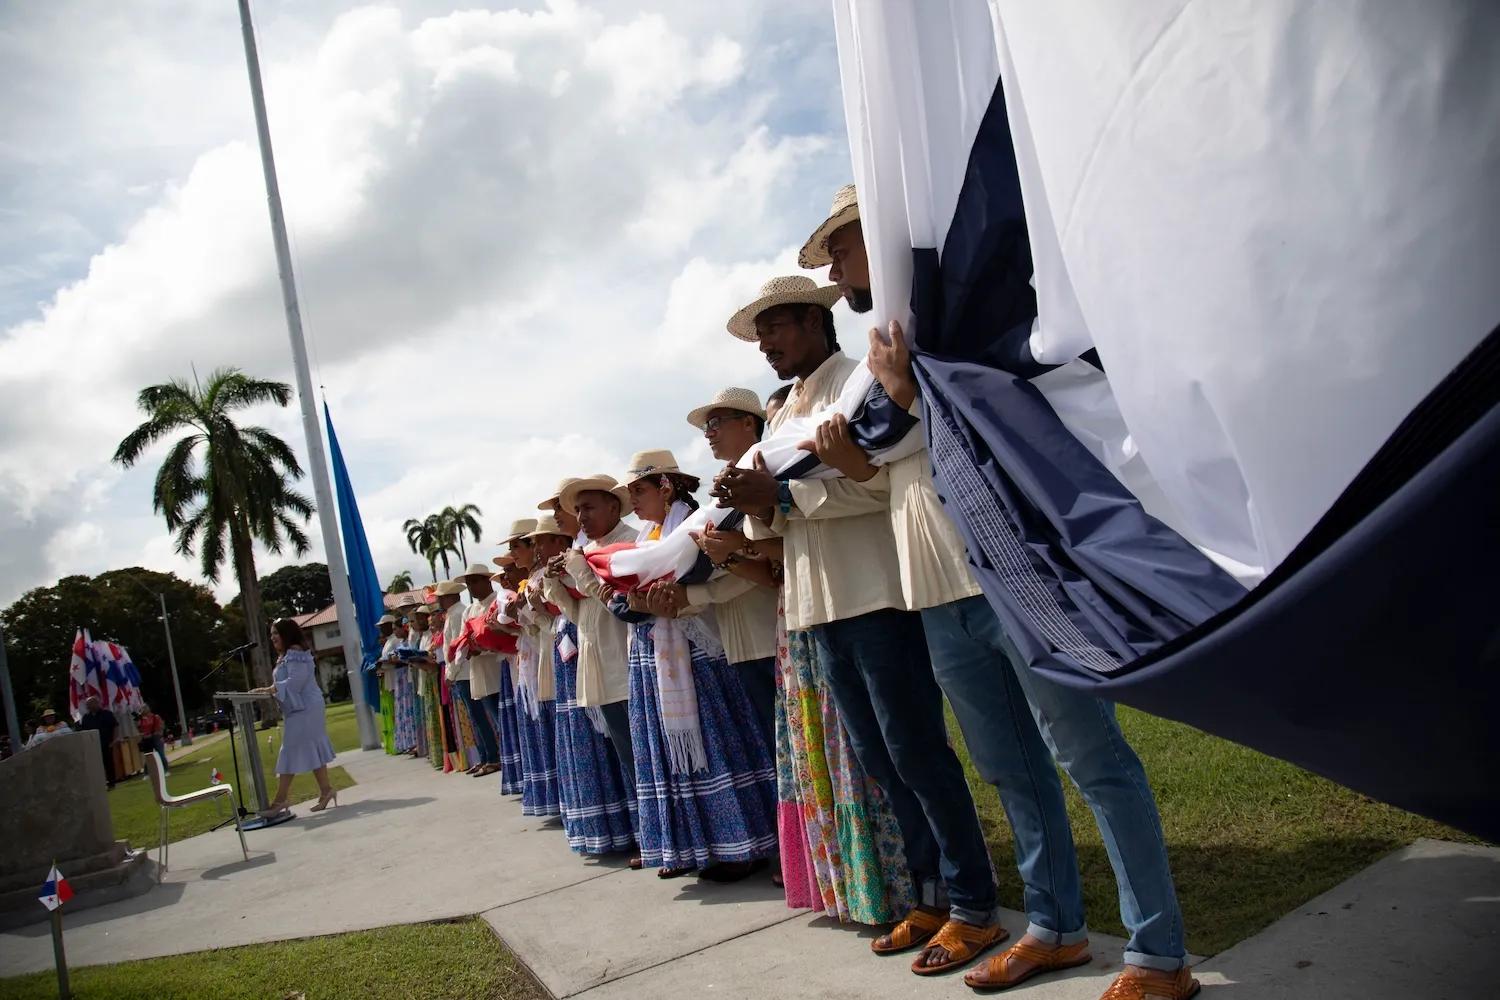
[
  {"xmin": 404, "ymin": 513, "xmax": 449, "ymax": 581},
  {"xmin": 387, "ymin": 570, "xmax": 414, "ymax": 593},
  {"xmin": 424, "ymin": 535, "xmax": 461, "ymax": 580},
  {"xmin": 439, "ymin": 503, "xmax": 483, "ymax": 565},
  {"xmin": 112, "ymin": 368, "xmax": 313, "ymax": 701}
]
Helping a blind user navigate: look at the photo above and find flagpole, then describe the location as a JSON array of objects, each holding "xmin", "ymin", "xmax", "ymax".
[
  {"xmin": 236, "ymin": 0, "xmax": 378, "ymax": 751},
  {"xmin": 49, "ymin": 908, "xmax": 69, "ymax": 999},
  {"xmin": 0, "ymin": 623, "xmax": 19, "ymax": 756}
]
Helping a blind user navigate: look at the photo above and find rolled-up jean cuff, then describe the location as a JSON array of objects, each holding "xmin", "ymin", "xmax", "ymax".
[
  {"xmin": 1028, "ymin": 922, "xmax": 1089, "ymax": 947},
  {"xmin": 951, "ymin": 904, "xmax": 1002, "ymax": 927},
  {"xmin": 918, "ymin": 877, "xmax": 948, "ymax": 911},
  {"xmin": 1124, "ymin": 950, "xmax": 1185, "ymax": 972}
]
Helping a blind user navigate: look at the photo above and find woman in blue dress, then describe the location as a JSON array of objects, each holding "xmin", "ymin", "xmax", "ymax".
[
  {"xmin": 254, "ymin": 618, "xmax": 339, "ymax": 816},
  {"xmin": 620, "ymin": 449, "xmax": 778, "ymax": 881}
]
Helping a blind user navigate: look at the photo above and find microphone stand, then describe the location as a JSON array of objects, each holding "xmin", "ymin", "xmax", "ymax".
[{"xmin": 203, "ymin": 644, "xmax": 258, "ymax": 829}]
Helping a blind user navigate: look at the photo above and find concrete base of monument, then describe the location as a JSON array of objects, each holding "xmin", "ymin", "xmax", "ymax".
[
  {"xmin": 0, "ymin": 731, "xmax": 157, "ymax": 931},
  {"xmin": 0, "ymin": 845, "xmax": 153, "ymax": 932}
]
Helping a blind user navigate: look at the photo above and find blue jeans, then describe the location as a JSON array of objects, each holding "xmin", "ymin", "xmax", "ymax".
[
  {"xmin": 454, "ymin": 679, "xmax": 499, "ymax": 765},
  {"xmin": 732, "ymin": 656, "xmax": 777, "ymax": 753},
  {"xmin": 598, "ymin": 700, "xmax": 635, "ymax": 797},
  {"xmin": 922, "ymin": 595, "xmax": 1186, "ymax": 969},
  {"xmin": 812, "ymin": 607, "xmax": 998, "ymax": 925}
]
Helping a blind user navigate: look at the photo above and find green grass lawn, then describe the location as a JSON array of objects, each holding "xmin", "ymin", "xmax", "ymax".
[
  {"xmin": 0, "ymin": 918, "xmax": 545, "ymax": 1000},
  {"xmin": 949, "ymin": 704, "xmax": 1474, "ymax": 955},
  {"xmin": 108, "ymin": 702, "xmax": 362, "ymax": 851}
]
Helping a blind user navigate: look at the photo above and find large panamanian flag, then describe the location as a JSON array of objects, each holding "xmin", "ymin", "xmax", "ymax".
[{"xmin": 829, "ymin": 0, "xmax": 1499, "ymax": 840}]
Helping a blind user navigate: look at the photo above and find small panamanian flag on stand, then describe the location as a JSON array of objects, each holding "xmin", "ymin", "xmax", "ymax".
[
  {"xmin": 38, "ymin": 865, "xmax": 74, "ymax": 911},
  {"xmin": 210, "ymin": 767, "xmax": 225, "ymax": 785}
]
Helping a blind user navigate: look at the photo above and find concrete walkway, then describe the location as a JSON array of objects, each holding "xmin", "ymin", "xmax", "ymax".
[{"xmin": 3, "ymin": 748, "xmax": 1496, "ymax": 998}]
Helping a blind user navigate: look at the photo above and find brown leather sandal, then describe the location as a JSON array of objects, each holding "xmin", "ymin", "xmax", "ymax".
[
  {"xmin": 910, "ymin": 920, "xmax": 1009, "ymax": 976},
  {"xmin": 871, "ymin": 908, "xmax": 947, "ymax": 955},
  {"xmin": 1099, "ymin": 966, "xmax": 1201, "ymax": 1000},
  {"xmin": 964, "ymin": 938, "xmax": 1091, "ymax": 991}
]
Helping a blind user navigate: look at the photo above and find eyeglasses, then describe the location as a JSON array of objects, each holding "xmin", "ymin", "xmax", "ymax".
[{"xmin": 704, "ymin": 413, "xmax": 752, "ymax": 434}]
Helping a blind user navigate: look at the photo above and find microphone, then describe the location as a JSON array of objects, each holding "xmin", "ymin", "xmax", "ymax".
[{"xmin": 225, "ymin": 641, "xmax": 259, "ymax": 656}]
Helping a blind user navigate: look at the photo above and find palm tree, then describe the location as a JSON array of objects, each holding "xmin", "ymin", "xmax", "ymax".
[
  {"xmin": 387, "ymin": 570, "xmax": 415, "ymax": 593},
  {"xmin": 424, "ymin": 535, "xmax": 461, "ymax": 580},
  {"xmin": 112, "ymin": 368, "xmax": 313, "ymax": 702},
  {"xmin": 404, "ymin": 514, "xmax": 449, "ymax": 581},
  {"xmin": 439, "ymin": 503, "xmax": 483, "ymax": 565}
]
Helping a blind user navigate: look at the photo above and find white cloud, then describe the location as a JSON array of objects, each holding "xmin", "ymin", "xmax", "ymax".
[{"xmin": 0, "ymin": 0, "xmax": 850, "ymax": 605}]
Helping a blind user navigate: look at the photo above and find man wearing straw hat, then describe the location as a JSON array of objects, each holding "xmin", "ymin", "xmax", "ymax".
[
  {"xmin": 798, "ymin": 185, "xmax": 1195, "ymax": 998},
  {"xmin": 542, "ymin": 474, "xmax": 640, "ymax": 805},
  {"xmin": 438, "ymin": 578, "xmax": 492, "ymax": 774},
  {"xmin": 716, "ymin": 275, "xmax": 1003, "ymax": 975},
  {"xmin": 456, "ymin": 562, "xmax": 507, "ymax": 778}
]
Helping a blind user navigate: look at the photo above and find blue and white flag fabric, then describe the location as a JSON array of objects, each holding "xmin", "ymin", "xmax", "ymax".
[{"xmin": 832, "ymin": 0, "xmax": 1500, "ymax": 839}]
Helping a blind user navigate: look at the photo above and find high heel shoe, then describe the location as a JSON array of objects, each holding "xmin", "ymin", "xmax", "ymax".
[
  {"xmin": 309, "ymin": 790, "xmax": 338, "ymax": 812},
  {"xmin": 259, "ymin": 800, "xmax": 292, "ymax": 821}
]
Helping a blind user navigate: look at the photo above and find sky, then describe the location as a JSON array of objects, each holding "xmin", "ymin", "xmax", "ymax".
[{"xmin": 0, "ymin": 0, "xmax": 864, "ymax": 605}]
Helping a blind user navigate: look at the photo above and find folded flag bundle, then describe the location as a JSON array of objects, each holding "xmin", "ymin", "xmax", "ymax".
[
  {"xmin": 38, "ymin": 865, "xmax": 73, "ymax": 911},
  {"xmin": 447, "ymin": 615, "xmax": 518, "ymax": 662}
]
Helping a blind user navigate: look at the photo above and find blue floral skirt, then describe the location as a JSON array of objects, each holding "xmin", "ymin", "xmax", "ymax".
[
  {"xmin": 497, "ymin": 664, "xmax": 524, "ymax": 795},
  {"xmin": 628, "ymin": 621, "xmax": 778, "ymax": 870},
  {"xmin": 554, "ymin": 623, "xmax": 636, "ymax": 854},
  {"xmin": 517, "ymin": 695, "xmax": 561, "ymax": 817},
  {"xmin": 393, "ymin": 668, "xmax": 422, "ymax": 755}
]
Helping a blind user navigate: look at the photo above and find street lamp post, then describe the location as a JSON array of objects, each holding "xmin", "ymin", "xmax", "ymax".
[
  {"xmin": 155, "ymin": 593, "xmax": 192, "ymax": 747},
  {"xmin": 108, "ymin": 577, "xmax": 193, "ymax": 747}
]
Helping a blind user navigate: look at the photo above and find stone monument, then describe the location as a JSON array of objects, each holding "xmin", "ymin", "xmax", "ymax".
[{"xmin": 0, "ymin": 730, "xmax": 152, "ymax": 929}]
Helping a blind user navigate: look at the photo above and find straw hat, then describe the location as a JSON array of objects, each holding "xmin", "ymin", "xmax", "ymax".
[
  {"xmin": 560, "ymin": 473, "xmax": 630, "ymax": 512},
  {"xmin": 499, "ymin": 518, "xmax": 537, "ymax": 544},
  {"xmin": 457, "ymin": 562, "xmax": 493, "ymax": 580},
  {"xmin": 726, "ymin": 275, "xmax": 842, "ymax": 342},
  {"xmin": 536, "ymin": 476, "xmax": 579, "ymax": 511},
  {"xmin": 435, "ymin": 580, "xmax": 465, "ymax": 597},
  {"xmin": 491, "ymin": 553, "xmax": 515, "ymax": 568},
  {"xmin": 624, "ymin": 449, "xmax": 684, "ymax": 485},
  {"xmin": 686, "ymin": 387, "xmax": 765, "ymax": 430},
  {"xmin": 798, "ymin": 183, "xmax": 859, "ymax": 268},
  {"xmin": 377, "ymin": 613, "xmax": 397, "ymax": 626},
  {"xmin": 526, "ymin": 513, "xmax": 573, "ymax": 540},
  {"xmin": 395, "ymin": 594, "xmax": 421, "ymax": 610},
  {"xmin": 417, "ymin": 604, "xmax": 437, "ymax": 615}
]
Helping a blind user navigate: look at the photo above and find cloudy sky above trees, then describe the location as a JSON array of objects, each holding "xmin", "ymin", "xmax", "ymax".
[{"xmin": 0, "ymin": 0, "xmax": 862, "ymax": 604}]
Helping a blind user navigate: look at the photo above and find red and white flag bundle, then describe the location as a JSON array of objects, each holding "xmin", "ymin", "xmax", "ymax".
[
  {"xmin": 67, "ymin": 629, "xmax": 106, "ymax": 721},
  {"xmin": 210, "ymin": 767, "xmax": 225, "ymax": 785}
]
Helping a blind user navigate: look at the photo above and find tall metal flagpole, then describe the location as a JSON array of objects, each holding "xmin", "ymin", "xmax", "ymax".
[{"xmin": 236, "ymin": 0, "xmax": 378, "ymax": 750}]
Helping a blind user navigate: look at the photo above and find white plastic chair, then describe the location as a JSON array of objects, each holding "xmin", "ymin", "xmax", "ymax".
[{"xmin": 145, "ymin": 752, "xmax": 249, "ymax": 878}]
